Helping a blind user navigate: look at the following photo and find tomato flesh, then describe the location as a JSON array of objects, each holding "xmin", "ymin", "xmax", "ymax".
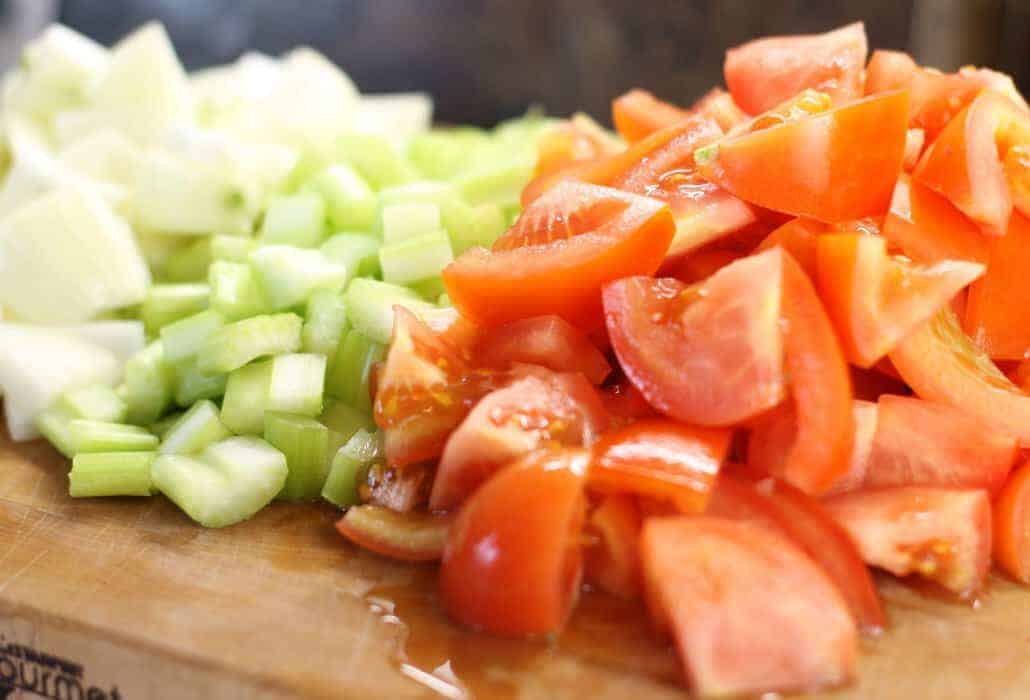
[
  {"xmin": 864, "ymin": 50, "xmax": 917, "ymax": 96},
  {"xmin": 964, "ymin": 213, "xmax": 1030, "ymax": 360},
  {"xmin": 993, "ymin": 459, "xmax": 1030, "ymax": 582},
  {"xmin": 475, "ymin": 314, "xmax": 612, "ymax": 384},
  {"xmin": 612, "ymin": 88, "xmax": 690, "ymax": 143},
  {"xmin": 335, "ymin": 506, "xmax": 453, "ymax": 562},
  {"xmin": 757, "ymin": 217, "xmax": 826, "ymax": 278},
  {"xmin": 689, "ymin": 87, "xmax": 748, "ymax": 132},
  {"xmin": 534, "ymin": 114, "xmax": 623, "ymax": 179},
  {"xmin": 882, "ymin": 174, "xmax": 989, "ymax": 265},
  {"xmin": 583, "ymin": 493, "xmax": 642, "ymax": 598}
]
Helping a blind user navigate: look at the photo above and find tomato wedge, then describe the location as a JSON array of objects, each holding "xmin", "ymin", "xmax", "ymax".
[
  {"xmin": 599, "ymin": 372, "xmax": 659, "ymax": 424},
  {"xmin": 757, "ymin": 217, "xmax": 826, "ymax": 278},
  {"xmin": 697, "ymin": 91, "xmax": 910, "ymax": 223},
  {"xmin": 889, "ymin": 309, "xmax": 1030, "ymax": 447},
  {"xmin": 534, "ymin": 114, "xmax": 624, "ymax": 178},
  {"xmin": 882, "ymin": 174, "xmax": 989, "ymax": 265},
  {"xmin": 583, "ymin": 493, "xmax": 642, "ymax": 598},
  {"xmin": 603, "ymin": 249, "xmax": 786, "ymax": 426},
  {"xmin": 864, "ymin": 50, "xmax": 917, "ymax": 96},
  {"xmin": 690, "ymin": 87, "xmax": 748, "ymax": 132},
  {"xmin": 474, "ymin": 315, "xmax": 612, "ymax": 384},
  {"xmin": 611, "ymin": 88, "xmax": 690, "ymax": 143},
  {"xmin": 993, "ymin": 459, "xmax": 1030, "ymax": 582},
  {"xmin": 440, "ymin": 448, "xmax": 589, "ymax": 636},
  {"xmin": 661, "ymin": 246, "xmax": 743, "ymax": 285},
  {"xmin": 724, "ymin": 22, "xmax": 867, "ymax": 115},
  {"xmin": 444, "ymin": 181, "xmax": 674, "ymax": 329},
  {"xmin": 641, "ymin": 517, "xmax": 857, "ymax": 697},
  {"xmin": 431, "ymin": 368, "xmax": 608, "ymax": 510},
  {"xmin": 964, "ymin": 213, "xmax": 1030, "ymax": 360},
  {"xmin": 335, "ymin": 506, "xmax": 453, "ymax": 562},
  {"xmin": 816, "ymin": 233, "xmax": 984, "ymax": 367},
  {"xmin": 589, "ymin": 419, "xmax": 730, "ymax": 513},
  {"xmin": 823, "ymin": 487, "xmax": 992, "ymax": 599}
]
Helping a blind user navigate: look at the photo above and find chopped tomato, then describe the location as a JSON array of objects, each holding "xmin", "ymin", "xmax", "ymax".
[
  {"xmin": 757, "ymin": 217, "xmax": 826, "ymax": 277},
  {"xmin": 964, "ymin": 213, "xmax": 1030, "ymax": 360},
  {"xmin": 444, "ymin": 181, "xmax": 674, "ymax": 329},
  {"xmin": 612, "ymin": 88, "xmax": 690, "ymax": 142},
  {"xmin": 889, "ymin": 308, "xmax": 1030, "ymax": 447},
  {"xmin": 697, "ymin": 91, "xmax": 910, "ymax": 223},
  {"xmin": 689, "ymin": 87, "xmax": 748, "ymax": 131},
  {"xmin": 335, "ymin": 506, "xmax": 453, "ymax": 562},
  {"xmin": 913, "ymin": 91, "xmax": 1030, "ymax": 236},
  {"xmin": 603, "ymin": 249, "xmax": 786, "ymax": 426},
  {"xmin": 902, "ymin": 128, "xmax": 925, "ymax": 170},
  {"xmin": 823, "ymin": 487, "xmax": 992, "ymax": 599},
  {"xmin": 599, "ymin": 373, "xmax": 658, "ymax": 424},
  {"xmin": 816, "ymin": 233, "xmax": 984, "ymax": 367},
  {"xmin": 909, "ymin": 67, "xmax": 1029, "ymax": 145},
  {"xmin": 363, "ymin": 462, "xmax": 433, "ymax": 512},
  {"xmin": 440, "ymin": 448, "xmax": 589, "ymax": 636},
  {"xmin": 862, "ymin": 395, "xmax": 1017, "ymax": 494},
  {"xmin": 730, "ymin": 89, "xmax": 834, "ymax": 136},
  {"xmin": 534, "ymin": 113, "xmax": 624, "ymax": 178},
  {"xmin": 640, "ymin": 517, "xmax": 857, "ymax": 696},
  {"xmin": 849, "ymin": 364, "xmax": 909, "ymax": 401},
  {"xmin": 661, "ymin": 246, "xmax": 743, "ymax": 285},
  {"xmin": 1011, "ymin": 361, "xmax": 1030, "ymax": 393},
  {"xmin": 474, "ymin": 315, "xmax": 612, "ymax": 384},
  {"xmin": 589, "ymin": 419, "xmax": 730, "ymax": 513},
  {"xmin": 724, "ymin": 22, "xmax": 867, "ymax": 115},
  {"xmin": 583, "ymin": 493, "xmax": 642, "ymax": 598},
  {"xmin": 864, "ymin": 50, "xmax": 917, "ymax": 96},
  {"xmin": 993, "ymin": 459, "xmax": 1030, "ymax": 582},
  {"xmin": 431, "ymin": 370, "xmax": 608, "ymax": 510},
  {"xmin": 882, "ymin": 175, "xmax": 989, "ymax": 264}
]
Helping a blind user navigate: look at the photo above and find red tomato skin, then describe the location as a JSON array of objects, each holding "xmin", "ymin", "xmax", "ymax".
[
  {"xmin": 964, "ymin": 213, "xmax": 1030, "ymax": 360},
  {"xmin": 865, "ymin": 50, "xmax": 917, "ymax": 96},
  {"xmin": 475, "ymin": 315, "xmax": 612, "ymax": 384},
  {"xmin": 612, "ymin": 88, "xmax": 690, "ymax": 142},
  {"xmin": 689, "ymin": 87, "xmax": 749, "ymax": 132},
  {"xmin": 640, "ymin": 517, "xmax": 858, "ymax": 697},
  {"xmin": 882, "ymin": 174, "xmax": 989, "ymax": 265},
  {"xmin": 584, "ymin": 493, "xmax": 642, "ymax": 598},
  {"xmin": 724, "ymin": 22, "xmax": 868, "ymax": 115},
  {"xmin": 440, "ymin": 449, "xmax": 589, "ymax": 637},
  {"xmin": 993, "ymin": 459, "xmax": 1030, "ymax": 582},
  {"xmin": 757, "ymin": 218, "xmax": 826, "ymax": 278},
  {"xmin": 335, "ymin": 506, "xmax": 453, "ymax": 562}
]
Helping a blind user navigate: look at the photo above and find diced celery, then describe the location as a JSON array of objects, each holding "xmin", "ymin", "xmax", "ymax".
[
  {"xmin": 322, "ymin": 400, "xmax": 375, "ymax": 457},
  {"xmin": 322, "ymin": 428, "xmax": 381, "ymax": 508},
  {"xmin": 381, "ymin": 202, "xmax": 442, "ymax": 244},
  {"xmin": 140, "ymin": 283, "xmax": 210, "ymax": 333},
  {"xmin": 379, "ymin": 229, "xmax": 454, "ymax": 285},
  {"xmin": 409, "ymin": 277, "xmax": 447, "ymax": 302},
  {"xmin": 210, "ymin": 234, "xmax": 258, "ymax": 263},
  {"xmin": 437, "ymin": 292, "xmax": 451, "ymax": 306},
  {"xmin": 344, "ymin": 278, "xmax": 435, "ymax": 344},
  {"xmin": 321, "ymin": 233, "xmax": 381, "ymax": 278},
  {"xmin": 459, "ymin": 203, "xmax": 507, "ymax": 252},
  {"xmin": 378, "ymin": 181, "xmax": 488, "ymax": 253},
  {"xmin": 264, "ymin": 412, "xmax": 329, "ymax": 501},
  {"xmin": 68, "ymin": 419, "xmax": 159, "ymax": 453},
  {"xmin": 160, "ymin": 399, "xmax": 231, "ymax": 455},
  {"xmin": 504, "ymin": 203, "xmax": 522, "ymax": 227},
  {"xmin": 249, "ymin": 245, "xmax": 349, "ymax": 310},
  {"xmin": 198, "ymin": 313, "xmax": 302, "ymax": 374},
  {"xmin": 337, "ymin": 132, "xmax": 418, "ymax": 190},
  {"xmin": 152, "ymin": 436, "xmax": 288, "ymax": 528},
  {"xmin": 407, "ymin": 128, "xmax": 491, "ymax": 180},
  {"xmin": 36, "ymin": 408, "xmax": 77, "ymax": 458},
  {"xmin": 220, "ymin": 359, "xmax": 271, "ymax": 435},
  {"xmin": 69, "ymin": 451, "xmax": 157, "ymax": 498},
  {"xmin": 301, "ymin": 163, "xmax": 378, "ymax": 232},
  {"xmin": 160, "ymin": 309, "xmax": 225, "ymax": 364},
  {"xmin": 150, "ymin": 411, "xmax": 183, "ymax": 439},
  {"xmin": 173, "ymin": 359, "xmax": 227, "ymax": 406},
  {"xmin": 267, "ymin": 353, "xmax": 326, "ymax": 417},
  {"xmin": 259, "ymin": 193, "xmax": 327, "ymax": 247},
  {"xmin": 326, "ymin": 329, "xmax": 384, "ymax": 413},
  {"xmin": 455, "ymin": 159, "xmax": 534, "ymax": 209},
  {"xmin": 57, "ymin": 384, "xmax": 127, "ymax": 423},
  {"xmin": 163, "ymin": 237, "xmax": 212, "ymax": 282},
  {"xmin": 122, "ymin": 340, "xmax": 175, "ymax": 425},
  {"xmin": 208, "ymin": 260, "xmax": 268, "ymax": 320},
  {"xmin": 302, "ymin": 289, "xmax": 350, "ymax": 358}
]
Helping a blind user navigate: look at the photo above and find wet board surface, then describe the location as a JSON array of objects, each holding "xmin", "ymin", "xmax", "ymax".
[{"xmin": 2, "ymin": 420, "xmax": 1030, "ymax": 700}]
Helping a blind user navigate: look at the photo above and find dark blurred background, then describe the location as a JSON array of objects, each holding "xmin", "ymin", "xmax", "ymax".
[{"xmin": 2, "ymin": 0, "xmax": 1027, "ymax": 125}]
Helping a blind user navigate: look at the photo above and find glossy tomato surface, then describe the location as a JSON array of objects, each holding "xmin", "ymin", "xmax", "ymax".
[
  {"xmin": 474, "ymin": 315, "xmax": 612, "ymax": 384},
  {"xmin": 993, "ymin": 459, "xmax": 1030, "ymax": 583},
  {"xmin": 612, "ymin": 88, "xmax": 690, "ymax": 142},
  {"xmin": 964, "ymin": 213, "xmax": 1030, "ymax": 360},
  {"xmin": 335, "ymin": 506, "xmax": 453, "ymax": 562},
  {"xmin": 882, "ymin": 174, "xmax": 989, "ymax": 265},
  {"xmin": 583, "ymin": 493, "xmax": 642, "ymax": 598}
]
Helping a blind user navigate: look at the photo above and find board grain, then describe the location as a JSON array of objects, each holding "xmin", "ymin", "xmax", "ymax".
[{"xmin": 2, "ymin": 418, "xmax": 1030, "ymax": 700}]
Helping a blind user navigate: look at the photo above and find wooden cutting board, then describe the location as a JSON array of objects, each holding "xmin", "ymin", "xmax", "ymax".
[{"xmin": 2, "ymin": 420, "xmax": 1030, "ymax": 700}]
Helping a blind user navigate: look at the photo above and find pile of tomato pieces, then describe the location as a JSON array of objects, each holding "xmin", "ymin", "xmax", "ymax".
[{"xmin": 335, "ymin": 22, "xmax": 1030, "ymax": 698}]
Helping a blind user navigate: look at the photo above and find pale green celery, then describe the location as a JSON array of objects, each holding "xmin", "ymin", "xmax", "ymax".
[
  {"xmin": 455, "ymin": 158, "xmax": 535, "ymax": 208},
  {"xmin": 69, "ymin": 452, "xmax": 157, "ymax": 497},
  {"xmin": 379, "ymin": 229, "xmax": 454, "ymax": 286},
  {"xmin": 210, "ymin": 235, "xmax": 258, "ymax": 263},
  {"xmin": 321, "ymin": 429, "xmax": 381, "ymax": 508},
  {"xmin": 322, "ymin": 400, "xmax": 376, "ymax": 458},
  {"xmin": 150, "ymin": 411, "xmax": 184, "ymax": 439},
  {"xmin": 302, "ymin": 289, "xmax": 350, "ymax": 358},
  {"xmin": 460, "ymin": 203, "xmax": 507, "ymax": 252},
  {"xmin": 209, "ymin": 260, "xmax": 268, "ymax": 320},
  {"xmin": 160, "ymin": 309, "xmax": 226, "ymax": 364},
  {"xmin": 122, "ymin": 341, "xmax": 175, "ymax": 426},
  {"xmin": 198, "ymin": 313, "xmax": 302, "ymax": 374},
  {"xmin": 320, "ymin": 233, "xmax": 381, "ymax": 279},
  {"xmin": 259, "ymin": 193, "xmax": 327, "ymax": 247},
  {"xmin": 381, "ymin": 202, "xmax": 442, "ymax": 244},
  {"xmin": 163, "ymin": 237, "xmax": 212, "ymax": 282},
  {"xmin": 326, "ymin": 329, "xmax": 384, "ymax": 414},
  {"xmin": 504, "ymin": 203, "xmax": 521, "ymax": 227},
  {"xmin": 152, "ymin": 437, "xmax": 288, "ymax": 528},
  {"xmin": 68, "ymin": 420, "xmax": 159, "ymax": 453},
  {"xmin": 264, "ymin": 412, "xmax": 329, "ymax": 502},
  {"xmin": 406, "ymin": 128, "xmax": 492, "ymax": 180},
  {"xmin": 160, "ymin": 400, "xmax": 231, "ymax": 455},
  {"xmin": 301, "ymin": 163, "xmax": 378, "ymax": 232},
  {"xmin": 337, "ymin": 132, "xmax": 418, "ymax": 190},
  {"xmin": 377, "ymin": 181, "xmax": 490, "ymax": 254},
  {"xmin": 141, "ymin": 283, "xmax": 210, "ymax": 333},
  {"xmin": 249, "ymin": 245, "xmax": 349, "ymax": 311},
  {"xmin": 344, "ymin": 278, "xmax": 435, "ymax": 345},
  {"xmin": 58, "ymin": 385, "xmax": 127, "ymax": 423},
  {"xmin": 220, "ymin": 359, "xmax": 272, "ymax": 435},
  {"xmin": 267, "ymin": 353, "xmax": 326, "ymax": 417},
  {"xmin": 36, "ymin": 408, "xmax": 77, "ymax": 458},
  {"xmin": 173, "ymin": 359, "xmax": 227, "ymax": 406},
  {"xmin": 437, "ymin": 292, "xmax": 451, "ymax": 306},
  {"xmin": 409, "ymin": 277, "xmax": 447, "ymax": 302}
]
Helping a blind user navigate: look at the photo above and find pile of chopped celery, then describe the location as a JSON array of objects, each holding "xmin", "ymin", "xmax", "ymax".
[{"xmin": 0, "ymin": 22, "xmax": 554, "ymax": 527}]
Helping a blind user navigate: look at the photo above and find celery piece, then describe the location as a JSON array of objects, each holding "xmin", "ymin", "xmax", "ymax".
[
  {"xmin": 259, "ymin": 193, "xmax": 327, "ymax": 247},
  {"xmin": 141, "ymin": 283, "xmax": 210, "ymax": 333},
  {"xmin": 504, "ymin": 203, "xmax": 522, "ymax": 227},
  {"xmin": 381, "ymin": 202, "xmax": 442, "ymax": 244},
  {"xmin": 458, "ymin": 203, "xmax": 507, "ymax": 252},
  {"xmin": 69, "ymin": 451, "xmax": 157, "ymax": 498},
  {"xmin": 173, "ymin": 358, "xmax": 227, "ymax": 406},
  {"xmin": 160, "ymin": 309, "xmax": 226, "ymax": 364},
  {"xmin": 220, "ymin": 359, "xmax": 272, "ymax": 435},
  {"xmin": 122, "ymin": 341, "xmax": 175, "ymax": 425},
  {"xmin": 68, "ymin": 419, "xmax": 159, "ymax": 453},
  {"xmin": 36, "ymin": 408, "xmax": 77, "ymax": 458},
  {"xmin": 264, "ymin": 412, "xmax": 329, "ymax": 501},
  {"xmin": 301, "ymin": 163, "xmax": 378, "ymax": 232},
  {"xmin": 150, "ymin": 411, "xmax": 184, "ymax": 439},
  {"xmin": 322, "ymin": 428, "xmax": 381, "ymax": 508},
  {"xmin": 410, "ymin": 277, "xmax": 447, "ymax": 302},
  {"xmin": 455, "ymin": 158, "xmax": 534, "ymax": 208},
  {"xmin": 407, "ymin": 128, "xmax": 491, "ymax": 180},
  {"xmin": 160, "ymin": 399, "xmax": 231, "ymax": 455},
  {"xmin": 267, "ymin": 353, "xmax": 326, "ymax": 417},
  {"xmin": 152, "ymin": 436, "xmax": 288, "ymax": 528},
  {"xmin": 57, "ymin": 384, "xmax": 128, "ymax": 423},
  {"xmin": 163, "ymin": 237, "xmax": 212, "ymax": 282},
  {"xmin": 344, "ymin": 278, "xmax": 435, "ymax": 344},
  {"xmin": 208, "ymin": 260, "xmax": 268, "ymax": 321},
  {"xmin": 322, "ymin": 399, "xmax": 376, "ymax": 458},
  {"xmin": 249, "ymin": 245, "xmax": 349, "ymax": 311},
  {"xmin": 379, "ymin": 229, "xmax": 454, "ymax": 286},
  {"xmin": 321, "ymin": 233, "xmax": 381, "ymax": 279},
  {"xmin": 198, "ymin": 313, "xmax": 302, "ymax": 374},
  {"xmin": 210, "ymin": 234, "xmax": 258, "ymax": 263},
  {"xmin": 378, "ymin": 181, "xmax": 487, "ymax": 254},
  {"xmin": 302, "ymin": 289, "xmax": 350, "ymax": 358},
  {"xmin": 326, "ymin": 329, "xmax": 384, "ymax": 413},
  {"xmin": 337, "ymin": 132, "xmax": 418, "ymax": 190}
]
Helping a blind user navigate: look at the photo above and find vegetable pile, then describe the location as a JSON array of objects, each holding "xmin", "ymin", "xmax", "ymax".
[{"xmin": 5, "ymin": 19, "xmax": 1030, "ymax": 699}]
